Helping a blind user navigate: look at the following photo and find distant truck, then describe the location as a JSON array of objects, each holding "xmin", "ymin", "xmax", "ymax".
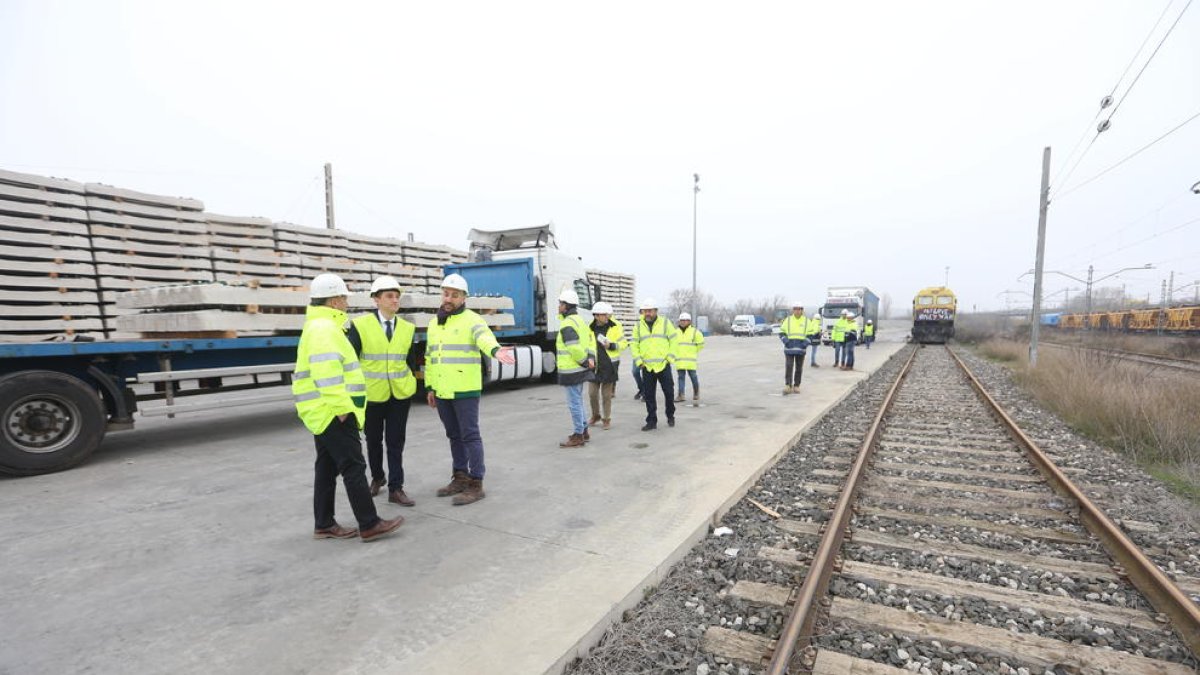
[
  {"xmin": 820, "ymin": 286, "xmax": 879, "ymax": 344},
  {"xmin": 731, "ymin": 314, "xmax": 769, "ymax": 337}
]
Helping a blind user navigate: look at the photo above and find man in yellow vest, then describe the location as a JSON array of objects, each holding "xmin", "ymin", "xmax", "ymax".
[
  {"xmin": 837, "ymin": 311, "xmax": 859, "ymax": 370},
  {"xmin": 348, "ymin": 276, "xmax": 417, "ymax": 507},
  {"xmin": 674, "ymin": 312, "xmax": 705, "ymax": 403},
  {"xmin": 293, "ymin": 273, "xmax": 404, "ymax": 542},
  {"xmin": 425, "ymin": 273, "xmax": 516, "ymax": 506},
  {"xmin": 806, "ymin": 312, "xmax": 823, "ymax": 368},
  {"xmin": 779, "ymin": 302, "xmax": 808, "ymax": 395},
  {"xmin": 831, "ymin": 309, "xmax": 848, "ymax": 368},
  {"xmin": 588, "ymin": 301, "xmax": 625, "ymax": 430},
  {"xmin": 556, "ymin": 287, "xmax": 597, "ymax": 448},
  {"xmin": 864, "ymin": 319, "xmax": 876, "ymax": 349},
  {"xmin": 632, "ymin": 297, "xmax": 679, "ymax": 431}
]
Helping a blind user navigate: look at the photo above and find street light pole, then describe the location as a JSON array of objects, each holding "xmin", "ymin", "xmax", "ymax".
[{"xmin": 691, "ymin": 173, "xmax": 699, "ymax": 322}]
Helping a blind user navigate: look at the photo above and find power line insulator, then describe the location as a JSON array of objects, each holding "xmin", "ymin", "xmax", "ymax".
[
  {"xmin": 1100, "ymin": 95, "xmax": 1114, "ymax": 109},
  {"xmin": 1097, "ymin": 119, "xmax": 1112, "ymax": 133}
]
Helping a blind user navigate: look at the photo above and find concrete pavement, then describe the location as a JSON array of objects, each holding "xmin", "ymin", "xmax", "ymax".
[{"xmin": 0, "ymin": 328, "xmax": 906, "ymax": 674}]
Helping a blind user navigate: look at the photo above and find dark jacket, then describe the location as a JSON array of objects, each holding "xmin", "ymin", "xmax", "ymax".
[{"xmin": 590, "ymin": 319, "xmax": 619, "ymax": 384}]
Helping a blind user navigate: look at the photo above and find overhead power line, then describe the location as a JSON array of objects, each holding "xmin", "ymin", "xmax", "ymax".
[
  {"xmin": 1053, "ymin": 108, "xmax": 1200, "ymax": 201},
  {"xmin": 1050, "ymin": 0, "xmax": 1193, "ymax": 196}
]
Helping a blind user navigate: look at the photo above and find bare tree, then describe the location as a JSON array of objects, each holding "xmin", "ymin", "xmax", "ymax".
[{"xmin": 666, "ymin": 287, "xmax": 725, "ymax": 329}]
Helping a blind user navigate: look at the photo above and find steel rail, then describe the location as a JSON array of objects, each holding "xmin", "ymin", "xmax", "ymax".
[
  {"xmin": 765, "ymin": 346, "xmax": 919, "ymax": 674},
  {"xmin": 1039, "ymin": 340, "xmax": 1200, "ymax": 374},
  {"xmin": 946, "ymin": 346, "xmax": 1200, "ymax": 655}
]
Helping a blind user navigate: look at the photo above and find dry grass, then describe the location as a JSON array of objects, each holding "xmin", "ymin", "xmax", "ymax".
[
  {"xmin": 1043, "ymin": 331, "xmax": 1200, "ymax": 361},
  {"xmin": 975, "ymin": 340, "xmax": 1200, "ymax": 501}
]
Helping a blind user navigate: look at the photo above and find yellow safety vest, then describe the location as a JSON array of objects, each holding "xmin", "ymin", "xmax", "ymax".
[
  {"xmin": 632, "ymin": 315, "xmax": 678, "ymax": 373},
  {"xmin": 595, "ymin": 319, "xmax": 626, "ymax": 361},
  {"xmin": 833, "ymin": 318, "xmax": 856, "ymax": 343},
  {"xmin": 293, "ymin": 305, "xmax": 367, "ymax": 434},
  {"xmin": 675, "ymin": 325, "xmax": 705, "ymax": 371},
  {"xmin": 805, "ymin": 316, "xmax": 823, "ymax": 337},
  {"xmin": 556, "ymin": 312, "xmax": 596, "ymax": 377},
  {"xmin": 425, "ymin": 308, "xmax": 501, "ymax": 399},
  {"xmin": 351, "ymin": 313, "xmax": 416, "ymax": 402},
  {"xmin": 780, "ymin": 315, "xmax": 807, "ymax": 340},
  {"xmin": 865, "ymin": 323, "xmax": 875, "ymax": 337}
]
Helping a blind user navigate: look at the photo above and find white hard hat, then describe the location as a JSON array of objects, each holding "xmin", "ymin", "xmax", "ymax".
[
  {"xmin": 867, "ymin": 319, "xmax": 873, "ymax": 323},
  {"xmin": 812, "ymin": 313, "xmax": 820, "ymax": 319},
  {"xmin": 309, "ymin": 273, "xmax": 349, "ymax": 300},
  {"xmin": 841, "ymin": 309, "xmax": 850, "ymax": 316},
  {"xmin": 639, "ymin": 298, "xmax": 658, "ymax": 310},
  {"xmin": 847, "ymin": 314, "xmax": 857, "ymax": 320},
  {"xmin": 441, "ymin": 273, "xmax": 469, "ymax": 293},
  {"xmin": 592, "ymin": 301, "xmax": 614, "ymax": 315},
  {"xmin": 558, "ymin": 287, "xmax": 580, "ymax": 305},
  {"xmin": 679, "ymin": 312, "xmax": 692, "ymax": 321},
  {"xmin": 791, "ymin": 301, "xmax": 804, "ymax": 308},
  {"xmin": 369, "ymin": 275, "xmax": 403, "ymax": 295}
]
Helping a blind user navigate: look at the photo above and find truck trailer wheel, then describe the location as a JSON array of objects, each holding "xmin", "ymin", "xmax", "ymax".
[{"xmin": 0, "ymin": 370, "xmax": 107, "ymax": 476}]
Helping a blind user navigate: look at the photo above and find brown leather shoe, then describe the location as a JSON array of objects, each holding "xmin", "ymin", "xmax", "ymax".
[
  {"xmin": 451, "ymin": 478, "xmax": 485, "ymax": 506},
  {"xmin": 559, "ymin": 433, "xmax": 585, "ymax": 448},
  {"xmin": 369, "ymin": 478, "xmax": 386, "ymax": 496},
  {"xmin": 602, "ymin": 418, "xmax": 611, "ymax": 430},
  {"xmin": 388, "ymin": 489, "xmax": 415, "ymax": 507},
  {"xmin": 361, "ymin": 516, "xmax": 404, "ymax": 541},
  {"xmin": 588, "ymin": 414, "xmax": 601, "ymax": 425},
  {"xmin": 436, "ymin": 470, "xmax": 470, "ymax": 497},
  {"xmin": 313, "ymin": 523, "xmax": 358, "ymax": 539}
]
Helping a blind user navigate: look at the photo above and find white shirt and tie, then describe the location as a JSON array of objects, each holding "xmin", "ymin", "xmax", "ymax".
[{"xmin": 380, "ymin": 311, "xmax": 394, "ymax": 341}]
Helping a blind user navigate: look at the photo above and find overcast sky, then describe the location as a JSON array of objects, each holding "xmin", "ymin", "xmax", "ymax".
[{"xmin": 2, "ymin": 1, "xmax": 1197, "ymax": 314}]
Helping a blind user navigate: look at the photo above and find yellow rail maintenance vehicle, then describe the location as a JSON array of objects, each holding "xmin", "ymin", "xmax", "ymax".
[{"xmin": 912, "ymin": 286, "xmax": 957, "ymax": 343}]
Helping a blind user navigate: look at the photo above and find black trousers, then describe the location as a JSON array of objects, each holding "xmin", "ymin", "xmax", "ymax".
[
  {"xmin": 364, "ymin": 397, "xmax": 411, "ymax": 491},
  {"xmin": 641, "ymin": 365, "xmax": 675, "ymax": 426},
  {"xmin": 313, "ymin": 416, "xmax": 381, "ymax": 531},
  {"xmin": 785, "ymin": 354, "xmax": 805, "ymax": 386}
]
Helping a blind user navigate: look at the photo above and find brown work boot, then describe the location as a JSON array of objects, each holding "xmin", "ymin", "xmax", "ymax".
[
  {"xmin": 693, "ymin": 388, "xmax": 699, "ymax": 402},
  {"xmin": 313, "ymin": 523, "xmax": 358, "ymax": 539},
  {"xmin": 782, "ymin": 386, "xmax": 791, "ymax": 396},
  {"xmin": 559, "ymin": 433, "xmax": 585, "ymax": 448},
  {"xmin": 602, "ymin": 418, "xmax": 611, "ymax": 430},
  {"xmin": 360, "ymin": 516, "xmax": 404, "ymax": 542},
  {"xmin": 436, "ymin": 470, "xmax": 470, "ymax": 497},
  {"xmin": 388, "ymin": 489, "xmax": 415, "ymax": 507},
  {"xmin": 588, "ymin": 414, "xmax": 601, "ymax": 425},
  {"xmin": 674, "ymin": 393, "xmax": 685, "ymax": 402},
  {"xmin": 369, "ymin": 478, "xmax": 386, "ymax": 496},
  {"xmin": 451, "ymin": 478, "xmax": 485, "ymax": 506}
]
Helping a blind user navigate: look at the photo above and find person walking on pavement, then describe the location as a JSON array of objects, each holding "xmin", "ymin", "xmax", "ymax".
[
  {"xmin": 631, "ymin": 298, "xmax": 679, "ymax": 431},
  {"xmin": 588, "ymin": 301, "xmax": 625, "ymax": 430},
  {"xmin": 347, "ymin": 276, "xmax": 417, "ymax": 507},
  {"xmin": 807, "ymin": 312, "xmax": 823, "ymax": 368},
  {"xmin": 425, "ymin": 274, "xmax": 516, "ymax": 505},
  {"xmin": 674, "ymin": 312, "xmax": 705, "ymax": 403},
  {"xmin": 831, "ymin": 309, "xmax": 847, "ymax": 367},
  {"xmin": 779, "ymin": 303, "xmax": 808, "ymax": 395},
  {"xmin": 864, "ymin": 319, "xmax": 876, "ymax": 349},
  {"xmin": 293, "ymin": 273, "xmax": 404, "ymax": 542},
  {"xmin": 556, "ymin": 287, "xmax": 597, "ymax": 448},
  {"xmin": 838, "ymin": 312, "xmax": 859, "ymax": 370}
]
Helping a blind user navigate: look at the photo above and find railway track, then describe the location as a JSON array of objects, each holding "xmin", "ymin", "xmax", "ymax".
[
  {"xmin": 1039, "ymin": 340, "xmax": 1200, "ymax": 375},
  {"xmin": 695, "ymin": 345, "xmax": 1200, "ymax": 674}
]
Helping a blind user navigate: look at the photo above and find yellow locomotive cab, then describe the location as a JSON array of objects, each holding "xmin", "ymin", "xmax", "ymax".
[{"xmin": 912, "ymin": 286, "xmax": 957, "ymax": 343}]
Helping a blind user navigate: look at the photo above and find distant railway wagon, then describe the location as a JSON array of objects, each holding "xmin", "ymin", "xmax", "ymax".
[
  {"xmin": 911, "ymin": 286, "xmax": 956, "ymax": 343},
  {"xmin": 1043, "ymin": 306, "xmax": 1200, "ymax": 334}
]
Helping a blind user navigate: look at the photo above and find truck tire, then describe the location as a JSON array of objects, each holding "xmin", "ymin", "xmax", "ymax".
[{"xmin": 0, "ymin": 370, "xmax": 107, "ymax": 476}]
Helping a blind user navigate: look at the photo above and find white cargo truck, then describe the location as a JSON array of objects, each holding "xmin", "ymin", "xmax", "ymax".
[{"xmin": 819, "ymin": 286, "xmax": 879, "ymax": 344}]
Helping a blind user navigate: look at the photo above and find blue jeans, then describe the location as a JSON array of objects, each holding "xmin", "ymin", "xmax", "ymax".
[
  {"xmin": 563, "ymin": 382, "xmax": 587, "ymax": 434},
  {"xmin": 435, "ymin": 397, "xmax": 485, "ymax": 479},
  {"xmin": 844, "ymin": 339, "xmax": 856, "ymax": 368},
  {"xmin": 808, "ymin": 338, "xmax": 819, "ymax": 365},
  {"xmin": 677, "ymin": 369, "xmax": 699, "ymax": 395},
  {"xmin": 631, "ymin": 361, "xmax": 644, "ymax": 397},
  {"xmin": 833, "ymin": 342, "xmax": 843, "ymax": 366}
]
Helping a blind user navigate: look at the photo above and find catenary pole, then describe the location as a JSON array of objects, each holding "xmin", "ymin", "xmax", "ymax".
[
  {"xmin": 1029, "ymin": 147, "xmax": 1051, "ymax": 367},
  {"xmin": 324, "ymin": 163, "xmax": 336, "ymax": 230}
]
